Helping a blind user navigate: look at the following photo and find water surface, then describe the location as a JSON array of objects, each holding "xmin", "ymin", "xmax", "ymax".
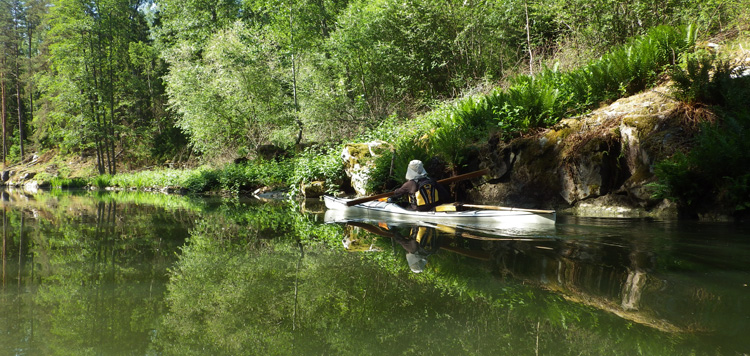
[{"xmin": 1, "ymin": 190, "xmax": 748, "ymax": 355}]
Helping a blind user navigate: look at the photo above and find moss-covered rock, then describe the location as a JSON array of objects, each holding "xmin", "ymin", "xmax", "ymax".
[
  {"xmin": 301, "ymin": 180, "xmax": 326, "ymax": 198},
  {"xmin": 474, "ymin": 85, "xmax": 692, "ymax": 215},
  {"xmin": 341, "ymin": 141, "xmax": 393, "ymax": 196}
]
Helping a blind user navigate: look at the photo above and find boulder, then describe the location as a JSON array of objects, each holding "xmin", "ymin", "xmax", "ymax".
[
  {"xmin": 340, "ymin": 140, "xmax": 392, "ymax": 196},
  {"xmin": 20, "ymin": 172, "xmax": 36, "ymax": 181},
  {"xmin": 23, "ymin": 180, "xmax": 40, "ymax": 194},
  {"xmin": 301, "ymin": 181, "xmax": 326, "ymax": 198},
  {"xmin": 474, "ymin": 85, "xmax": 687, "ymax": 214}
]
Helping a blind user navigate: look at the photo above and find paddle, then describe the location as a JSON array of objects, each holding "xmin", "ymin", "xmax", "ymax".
[
  {"xmin": 453, "ymin": 203, "xmax": 555, "ymax": 214},
  {"xmin": 345, "ymin": 168, "xmax": 489, "ymax": 206}
]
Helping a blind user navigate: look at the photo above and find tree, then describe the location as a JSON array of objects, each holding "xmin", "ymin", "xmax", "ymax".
[
  {"xmin": 165, "ymin": 22, "xmax": 290, "ymax": 156},
  {"xmin": 1, "ymin": 0, "xmax": 13, "ymax": 165},
  {"xmin": 37, "ymin": 0, "xmax": 159, "ymax": 173},
  {"xmin": 154, "ymin": 0, "xmax": 352, "ymax": 156}
]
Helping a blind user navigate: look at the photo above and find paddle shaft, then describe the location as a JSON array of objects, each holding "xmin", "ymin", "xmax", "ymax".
[
  {"xmin": 457, "ymin": 203, "xmax": 555, "ymax": 214},
  {"xmin": 345, "ymin": 169, "xmax": 489, "ymax": 206}
]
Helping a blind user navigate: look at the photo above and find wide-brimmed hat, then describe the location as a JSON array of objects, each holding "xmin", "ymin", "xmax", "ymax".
[{"xmin": 405, "ymin": 160, "xmax": 428, "ymax": 180}]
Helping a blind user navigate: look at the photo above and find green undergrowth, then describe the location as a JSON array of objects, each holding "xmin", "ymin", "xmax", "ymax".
[
  {"xmin": 362, "ymin": 25, "xmax": 696, "ymax": 189},
  {"xmin": 48, "ymin": 176, "xmax": 89, "ymax": 189},
  {"xmin": 84, "ymin": 159, "xmax": 292, "ymax": 195},
  {"xmin": 84, "ymin": 147, "xmax": 345, "ymax": 197},
  {"xmin": 90, "ymin": 24, "xmax": 733, "ymax": 204},
  {"xmin": 650, "ymin": 49, "xmax": 750, "ymax": 216},
  {"xmin": 456, "ymin": 25, "xmax": 695, "ymax": 139}
]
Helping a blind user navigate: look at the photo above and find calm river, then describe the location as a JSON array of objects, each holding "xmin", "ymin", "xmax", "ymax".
[{"xmin": 1, "ymin": 190, "xmax": 748, "ymax": 355}]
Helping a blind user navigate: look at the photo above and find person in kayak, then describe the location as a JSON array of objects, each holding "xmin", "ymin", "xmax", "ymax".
[{"xmin": 388, "ymin": 160, "xmax": 451, "ymax": 211}]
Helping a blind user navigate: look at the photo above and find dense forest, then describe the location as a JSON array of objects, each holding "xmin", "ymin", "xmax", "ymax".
[
  {"xmin": 1, "ymin": 0, "xmax": 749, "ymax": 215},
  {"xmin": 0, "ymin": 0, "xmax": 741, "ymax": 166}
]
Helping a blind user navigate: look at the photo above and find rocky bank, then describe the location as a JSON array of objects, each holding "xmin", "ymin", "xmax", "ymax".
[
  {"xmin": 470, "ymin": 85, "xmax": 688, "ymax": 218},
  {"xmin": 341, "ymin": 84, "xmax": 694, "ymax": 218},
  {"xmin": 0, "ymin": 85, "xmax": 732, "ymax": 220}
]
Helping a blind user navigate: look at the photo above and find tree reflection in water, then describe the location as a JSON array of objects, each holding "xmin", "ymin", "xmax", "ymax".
[
  {"xmin": 336, "ymin": 219, "xmax": 746, "ymax": 338},
  {"xmin": 1, "ymin": 191, "xmax": 748, "ymax": 355}
]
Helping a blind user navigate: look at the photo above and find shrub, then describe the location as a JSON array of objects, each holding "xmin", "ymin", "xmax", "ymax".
[
  {"xmin": 652, "ymin": 53, "xmax": 750, "ymax": 215},
  {"xmin": 49, "ymin": 177, "xmax": 89, "ymax": 189},
  {"xmin": 669, "ymin": 51, "xmax": 745, "ymax": 107},
  {"xmin": 184, "ymin": 169, "xmax": 220, "ymax": 193},
  {"xmin": 651, "ymin": 115, "xmax": 750, "ymax": 215},
  {"xmin": 215, "ymin": 160, "xmax": 292, "ymax": 194},
  {"xmin": 512, "ymin": 26, "xmax": 691, "ymax": 134},
  {"xmin": 289, "ymin": 145, "xmax": 346, "ymax": 196}
]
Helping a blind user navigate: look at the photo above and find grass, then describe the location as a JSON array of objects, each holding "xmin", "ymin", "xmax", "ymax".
[{"xmin": 85, "ymin": 160, "xmax": 291, "ymax": 195}]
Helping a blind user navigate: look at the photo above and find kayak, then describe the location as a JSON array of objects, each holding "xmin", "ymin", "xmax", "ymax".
[{"xmin": 323, "ymin": 195, "xmax": 556, "ymax": 229}]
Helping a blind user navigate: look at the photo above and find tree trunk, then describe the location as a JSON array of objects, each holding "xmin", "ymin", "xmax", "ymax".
[
  {"xmin": 107, "ymin": 11, "xmax": 116, "ymax": 175},
  {"xmin": 289, "ymin": 5, "xmax": 303, "ymax": 146},
  {"xmin": 15, "ymin": 60, "xmax": 23, "ymax": 159},
  {"xmin": 26, "ymin": 24, "xmax": 33, "ymax": 158},
  {"xmin": 525, "ymin": 0, "xmax": 533, "ymax": 75},
  {"xmin": 1, "ymin": 69, "xmax": 6, "ymax": 168},
  {"xmin": 85, "ymin": 29, "xmax": 105, "ymax": 175}
]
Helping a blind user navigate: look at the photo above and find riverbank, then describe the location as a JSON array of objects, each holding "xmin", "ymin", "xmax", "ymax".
[{"xmin": 2, "ymin": 29, "xmax": 749, "ymax": 221}]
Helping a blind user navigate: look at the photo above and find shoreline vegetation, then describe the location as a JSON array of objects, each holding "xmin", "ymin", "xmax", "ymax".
[{"xmin": 1, "ymin": 0, "xmax": 749, "ymax": 219}]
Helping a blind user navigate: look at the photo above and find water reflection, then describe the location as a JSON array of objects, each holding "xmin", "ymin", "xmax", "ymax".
[
  {"xmin": 1, "ymin": 190, "xmax": 749, "ymax": 355},
  {"xmin": 333, "ymin": 217, "xmax": 750, "ymax": 339},
  {"xmin": 0, "ymin": 189, "xmax": 195, "ymax": 355},
  {"xmin": 341, "ymin": 222, "xmax": 443, "ymax": 273}
]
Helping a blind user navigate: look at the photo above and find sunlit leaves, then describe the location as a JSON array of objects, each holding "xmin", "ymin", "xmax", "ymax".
[
  {"xmin": 165, "ymin": 22, "xmax": 289, "ymax": 156},
  {"xmin": 37, "ymin": 0, "xmax": 157, "ymax": 172}
]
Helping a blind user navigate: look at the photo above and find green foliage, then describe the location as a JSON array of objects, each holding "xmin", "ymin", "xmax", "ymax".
[
  {"xmin": 48, "ymin": 176, "xmax": 88, "ymax": 189},
  {"xmin": 544, "ymin": 0, "xmax": 730, "ymax": 51},
  {"xmin": 91, "ymin": 160, "xmax": 292, "ymax": 195},
  {"xmin": 4, "ymin": 0, "xmax": 742, "ymax": 173},
  {"xmin": 326, "ymin": 0, "xmax": 531, "ymax": 120},
  {"xmin": 92, "ymin": 174, "xmax": 113, "ymax": 189},
  {"xmin": 495, "ymin": 74, "xmax": 563, "ymax": 134},
  {"xmin": 365, "ymin": 25, "xmax": 695, "ymax": 192},
  {"xmin": 289, "ymin": 145, "xmax": 346, "ymax": 196},
  {"xmin": 363, "ymin": 106, "xmax": 486, "ymax": 191},
  {"xmin": 35, "ymin": 0, "xmax": 162, "ymax": 173},
  {"xmin": 649, "ymin": 152, "xmax": 702, "ymax": 207},
  {"xmin": 651, "ymin": 50, "xmax": 750, "ymax": 214},
  {"xmin": 214, "ymin": 160, "xmax": 292, "ymax": 194},
  {"xmin": 182, "ymin": 169, "xmax": 220, "ymax": 193},
  {"xmin": 724, "ymin": 174, "xmax": 750, "ymax": 211},
  {"xmin": 486, "ymin": 25, "xmax": 693, "ymax": 137},
  {"xmin": 652, "ymin": 114, "xmax": 750, "ymax": 214},
  {"xmin": 96, "ymin": 169, "xmax": 194, "ymax": 190},
  {"xmin": 669, "ymin": 50, "xmax": 746, "ymax": 107},
  {"xmin": 164, "ymin": 22, "xmax": 292, "ymax": 157}
]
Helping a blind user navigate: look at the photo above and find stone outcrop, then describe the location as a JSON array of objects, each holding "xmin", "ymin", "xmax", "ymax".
[
  {"xmin": 301, "ymin": 180, "xmax": 326, "ymax": 198},
  {"xmin": 340, "ymin": 140, "xmax": 392, "ymax": 196},
  {"xmin": 471, "ymin": 85, "xmax": 692, "ymax": 217},
  {"xmin": 334, "ymin": 88, "xmax": 692, "ymax": 217}
]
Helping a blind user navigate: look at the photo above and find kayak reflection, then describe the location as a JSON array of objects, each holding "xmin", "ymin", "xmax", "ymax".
[
  {"xmin": 338, "ymin": 220, "xmax": 557, "ymax": 274},
  {"xmin": 352, "ymin": 222, "xmax": 443, "ymax": 273}
]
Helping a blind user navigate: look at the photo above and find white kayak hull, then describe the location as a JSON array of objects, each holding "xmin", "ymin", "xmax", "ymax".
[{"xmin": 323, "ymin": 196, "xmax": 556, "ymax": 228}]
